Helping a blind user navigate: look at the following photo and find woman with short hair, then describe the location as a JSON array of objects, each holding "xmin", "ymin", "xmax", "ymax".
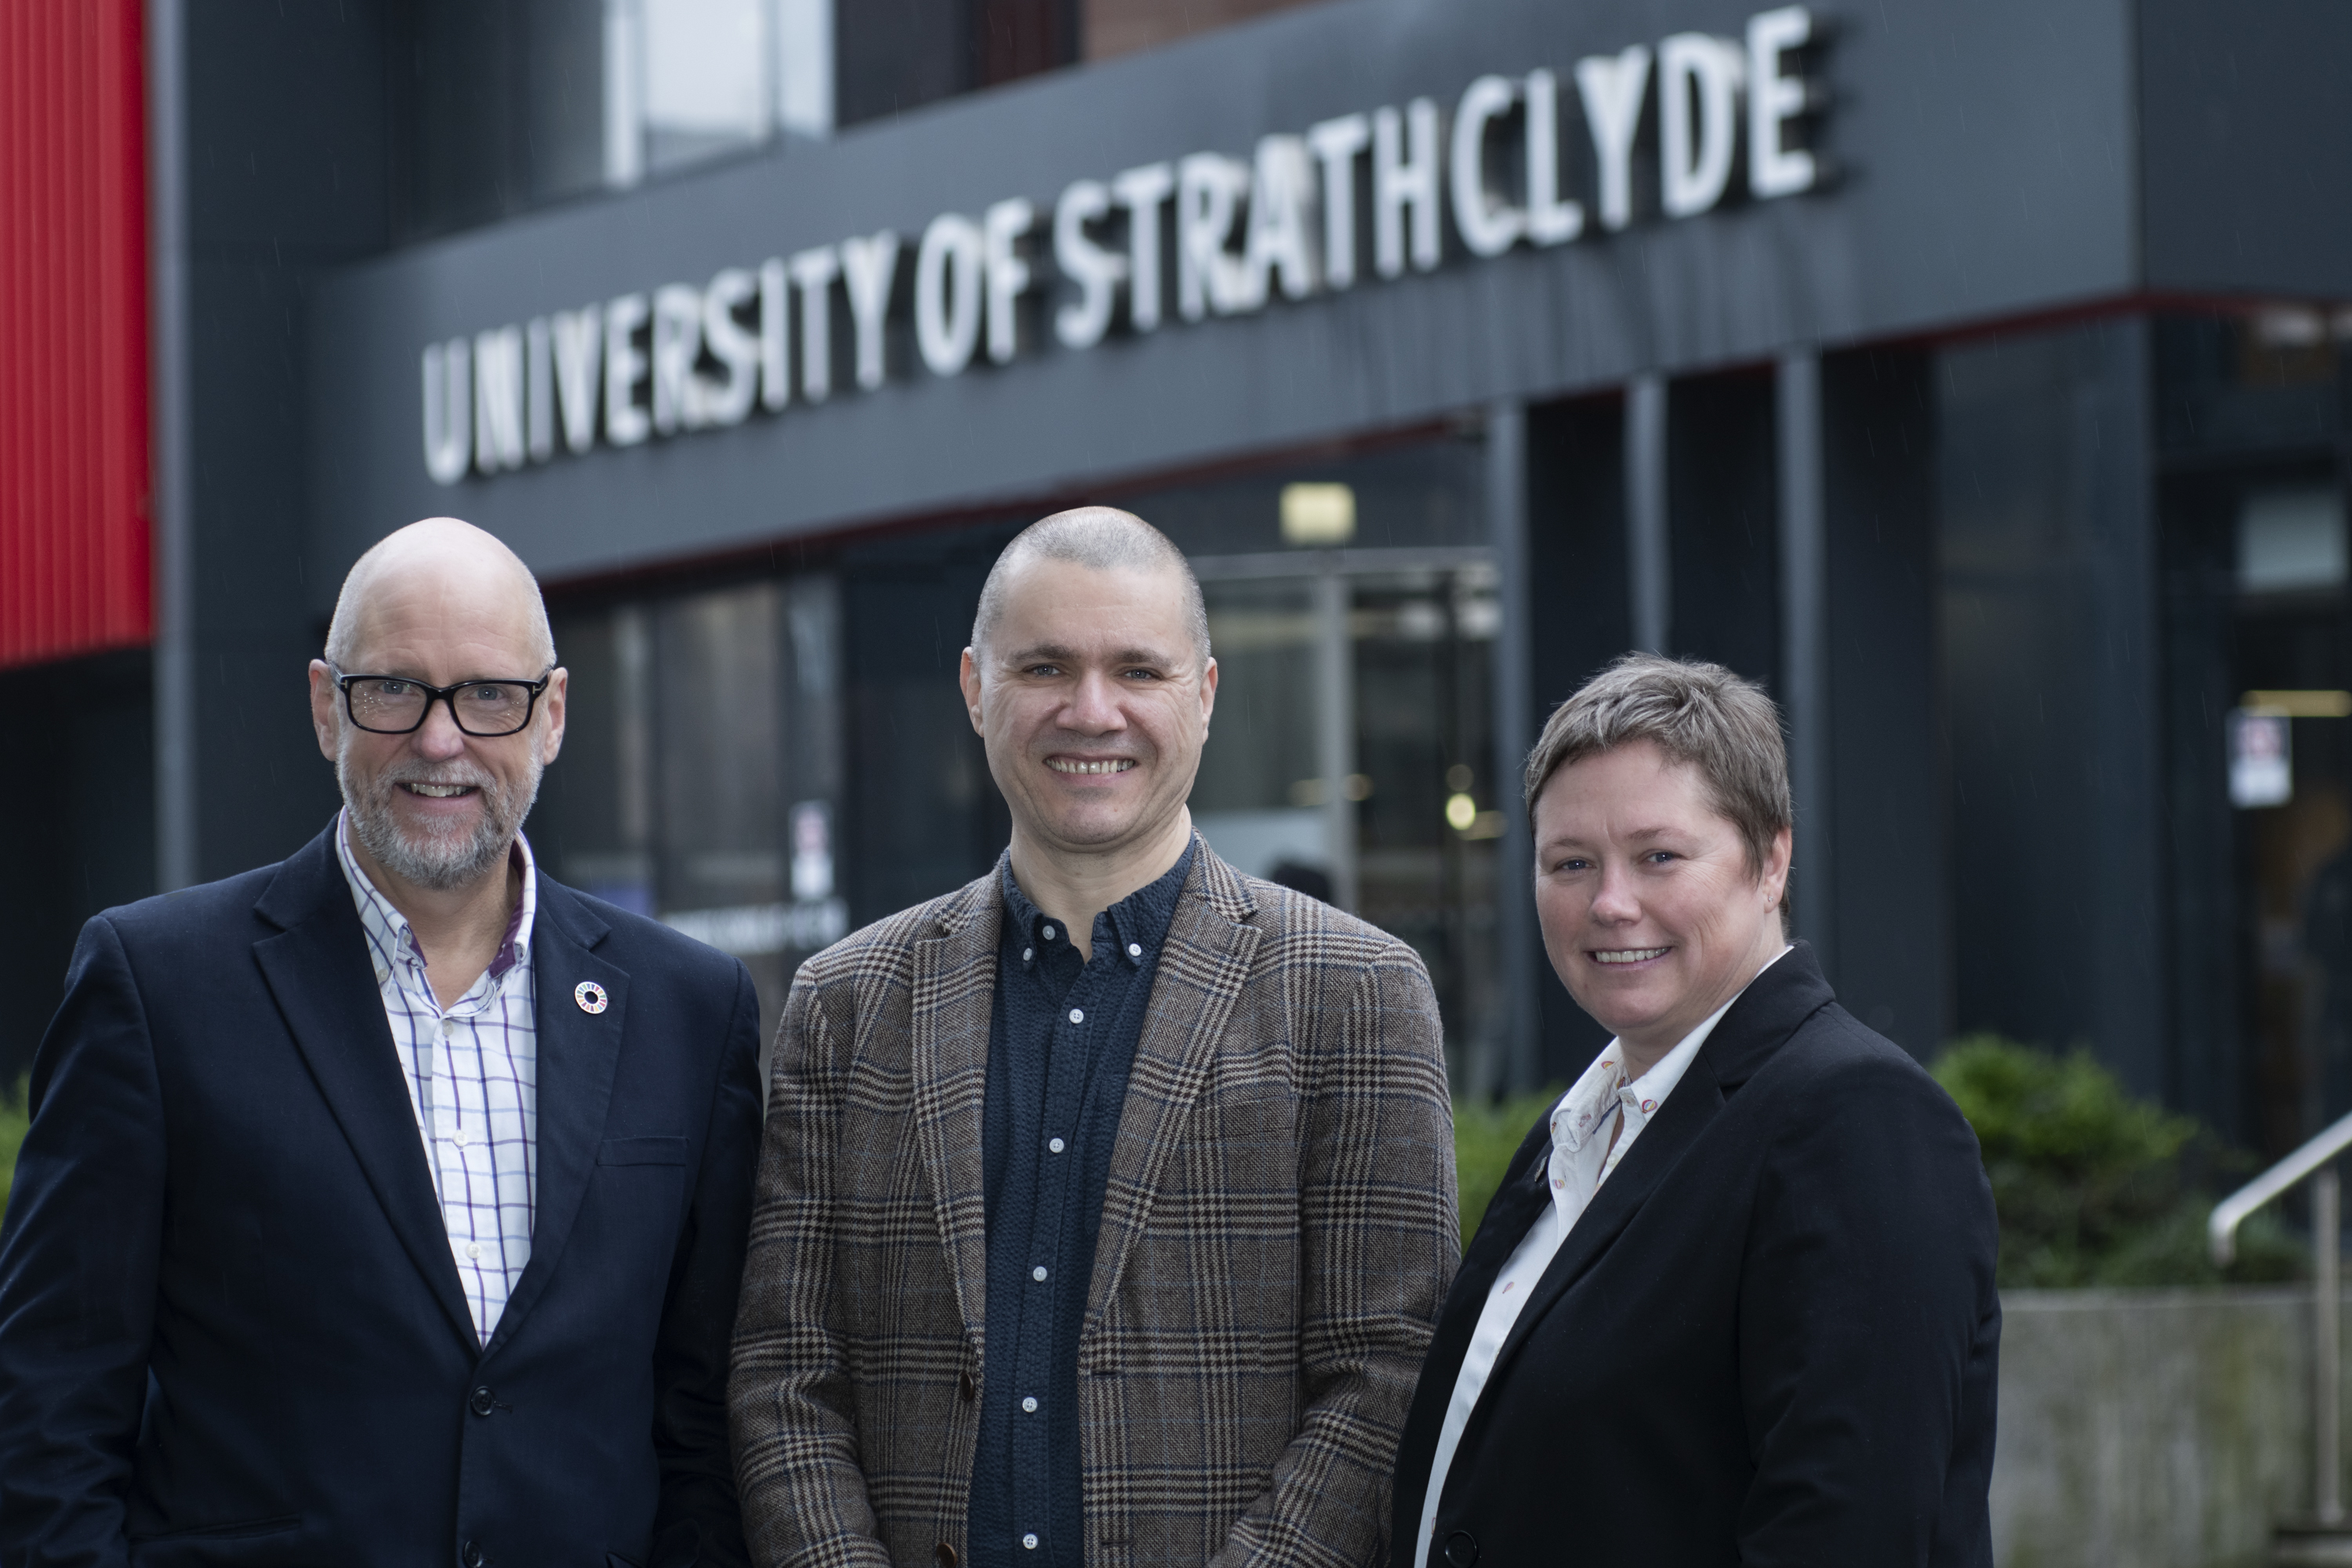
[{"xmin": 1392, "ymin": 652, "xmax": 1999, "ymax": 1568}]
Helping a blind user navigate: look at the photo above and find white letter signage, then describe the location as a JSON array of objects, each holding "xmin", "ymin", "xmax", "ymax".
[
  {"xmin": 916, "ymin": 213, "xmax": 985, "ymax": 376},
  {"xmin": 419, "ymin": 9, "xmax": 1828, "ymax": 483}
]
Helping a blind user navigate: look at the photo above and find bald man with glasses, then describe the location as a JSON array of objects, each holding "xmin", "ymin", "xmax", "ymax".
[{"xmin": 0, "ymin": 518, "xmax": 761, "ymax": 1568}]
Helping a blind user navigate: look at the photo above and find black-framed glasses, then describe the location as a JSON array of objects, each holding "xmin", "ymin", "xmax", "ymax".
[{"xmin": 332, "ymin": 668, "xmax": 553, "ymax": 737}]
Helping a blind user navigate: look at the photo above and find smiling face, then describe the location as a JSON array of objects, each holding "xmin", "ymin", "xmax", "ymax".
[
  {"xmin": 960, "ymin": 555, "xmax": 1216, "ymax": 864},
  {"xmin": 308, "ymin": 526, "xmax": 566, "ymax": 896},
  {"xmin": 1532, "ymin": 739, "xmax": 1791, "ymax": 1069}
]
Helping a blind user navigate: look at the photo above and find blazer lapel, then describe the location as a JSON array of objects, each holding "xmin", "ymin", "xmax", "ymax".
[
  {"xmin": 1471, "ymin": 945, "xmax": 1837, "ymax": 1397},
  {"xmin": 1081, "ymin": 842, "xmax": 1262, "ymax": 1345},
  {"xmin": 1450, "ymin": 1122, "xmax": 1562, "ymax": 1309},
  {"xmin": 909, "ymin": 869, "xmax": 1003, "ymax": 1347},
  {"xmin": 482, "ymin": 878, "xmax": 627, "ymax": 1358},
  {"xmin": 252, "ymin": 826, "xmax": 477, "ymax": 1349},
  {"xmin": 1391, "ymin": 1116, "xmax": 1556, "ymax": 1531},
  {"xmin": 1422, "ymin": 1123, "xmax": 1554, "ymax": 1346},
  {"xmin": 1480, "ymin": 1052, "xmax": 1729, "ymax": 1392}
]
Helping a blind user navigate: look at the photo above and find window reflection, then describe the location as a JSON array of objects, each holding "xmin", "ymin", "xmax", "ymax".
[
  {"xmin": 604, "ymin": 0, "xmax": 833, "ymax": 190},
  {"xmin": 536, "ymin": 576, "xmax": 846, "ymax": 1056}
]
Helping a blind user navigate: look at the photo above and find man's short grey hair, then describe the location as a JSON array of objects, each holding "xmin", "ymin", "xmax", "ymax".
[
  {"xmin": 971, "ymin": 506, "xmax": 1210, "ymax": 662},
  {"xmin": 1524, "ymin": 652, "xmax": 1793, "ymax": 923}
]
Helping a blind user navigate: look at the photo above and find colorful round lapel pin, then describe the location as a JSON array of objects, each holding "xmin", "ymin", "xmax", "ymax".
[{"xmin": 574, "ymin": 980, "xmax": 609, "ymax": 1015}]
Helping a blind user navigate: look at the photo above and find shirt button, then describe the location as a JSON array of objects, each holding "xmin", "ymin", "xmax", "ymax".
[
  {"xmin": 1022, "ymin": 1535, "xmax": 1039, "ymax": 1552},
  {"xmin": 453, "ymin": 1127, "xmax": 470, "ymax": 1147},
  {"xmin": 466, "ymin": 1242, "xmax": 483, "ymax": 1260},
  {"xmin": 1022, "ymin": 948, "xmax": 1033, "ymax": 962},
  {"xmin": 1022, "ymin": 1396, "xmax": 1039, "ymax": 1412},
  {"xmin": 1048, "ymin": 1137, "xmax": 1065, "ymax": 1154},
  {"xmin": 1032, "ymin": 1265, "xmax": 1048, "ymax": 1282},
  {"xmin": 1127, "ymin": 942, "xmax": 1142, "ymax": 957},
  {"xmin": 1069, "ymin": 1008, "xmax": 1084, "ymax": 1025},
  {"xmin": 438, "ymin": 1018, "xmax": 453, "ymax": 1037},
  {"xmin": 1042, "ymin": 925, "xmax": 1055, "ymax": 940}
]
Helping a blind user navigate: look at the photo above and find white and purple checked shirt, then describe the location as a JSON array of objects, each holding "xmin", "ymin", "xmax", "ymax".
[{"xmin": 335, "ymin": 810, "xmax": 538, "ymax": 1344}]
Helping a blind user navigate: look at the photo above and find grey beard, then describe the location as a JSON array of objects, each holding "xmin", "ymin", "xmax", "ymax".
[{"xmin": 337, "ymin": 733, "xmax": 541, "ymax": 893}]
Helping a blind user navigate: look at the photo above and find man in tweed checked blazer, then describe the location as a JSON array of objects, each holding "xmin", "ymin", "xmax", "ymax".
[{"xmin": 731, "ymin": 507, "xmax": 1458, "ymax": 1568}]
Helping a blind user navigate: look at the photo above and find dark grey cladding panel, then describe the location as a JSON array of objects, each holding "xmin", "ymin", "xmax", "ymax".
[
  {"xmin": 310, "ymin": 0, "xmax": 2135, "ymax": 595},
  {"xmin": 2138, "ymin": 0, "xmax": 2352, "ymax": 299}
]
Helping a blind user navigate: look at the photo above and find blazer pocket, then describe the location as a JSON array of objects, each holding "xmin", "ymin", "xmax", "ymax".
[
  {"xmin": 598, "ymin": 1134, "xmax": 688, "ymax": 1167},
  {"xmin": 129, "ymin": 1515, "xmax": 303, "ymax": 1567},
  {"xmin": 1213, "ymin": 1078, "xmax": 1294, "ymax": 1104},
  {"xmin": 1206, "ymin": 1076, "xmax": 1299, "ymax": 1146},
  {"xmin": 129, "ymin": 1515, "xmax": 300, "ymax": 1544}
]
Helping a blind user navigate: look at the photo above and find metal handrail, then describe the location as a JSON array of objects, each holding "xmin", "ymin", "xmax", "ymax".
[
  {"xmin": 2211, "ymin": 1109, "xmax": 2352, "ymax": 1534},
  {"xmin": 2212, "ymin": 1106, "xmax": 2352, "ymax": 1267}
]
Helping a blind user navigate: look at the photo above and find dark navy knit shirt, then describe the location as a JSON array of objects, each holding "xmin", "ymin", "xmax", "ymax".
[{"xmin": 967, "ymin": 844, "xmax": 1194, "ymax": 1568}]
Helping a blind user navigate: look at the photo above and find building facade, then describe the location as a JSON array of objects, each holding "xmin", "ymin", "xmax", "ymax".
[{"xmin": 7, "ymin": 0, "xmax": 2352, "ymax": 1156}]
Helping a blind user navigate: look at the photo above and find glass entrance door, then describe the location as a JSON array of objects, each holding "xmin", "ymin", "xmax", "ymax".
[
  {"xmin": 1189, "ymin": 554, "xmax": 1505, "ymax": 1077},
  {"xmin": 2229, "ymin": 483, "xmax": 2352, "ymax": 1156}
]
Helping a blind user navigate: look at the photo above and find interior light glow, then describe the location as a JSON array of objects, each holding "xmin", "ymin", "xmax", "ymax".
[{"xmin": 2241, "ymin": 690, "xmax": 2352, "ymax": 718}]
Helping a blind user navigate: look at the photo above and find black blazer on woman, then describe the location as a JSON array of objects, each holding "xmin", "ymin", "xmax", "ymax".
[{"xmin": 1392, "ymin": 944, "xmax": 2000, "ymax": 1568}]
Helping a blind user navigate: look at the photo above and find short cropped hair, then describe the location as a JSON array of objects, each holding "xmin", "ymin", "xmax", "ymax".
[
  {"xmin": 1523, "ymin": 653, "xmax": 1793, "ymax": 916},
  {"xmin": 971, "ymin": 506, "xmax": 1210, "ymax": 662}
]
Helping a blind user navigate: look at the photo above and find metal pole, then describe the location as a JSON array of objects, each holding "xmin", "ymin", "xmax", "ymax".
[
  {"xmin": 1777, "ymin": 350, "xmax": 1830, "ymax": 966},
  {"xmin": 1486, "ymin": 398, "xmax": 1537, "ymax": 1097},
  {"xmin": 1625, "ymin": 374, "xmax": 1669, "ymax": 655},
  {"xmin": 1312, "ymin": 567, "xmax": 1358, "ymax": 913},
  {"xmin": 147, "ymin": 0, "xmax": 198, "ymax": 891},
  {"xmin": 2320, "ymin": 1165, "xmax": 2343, "ymax": 1525}
]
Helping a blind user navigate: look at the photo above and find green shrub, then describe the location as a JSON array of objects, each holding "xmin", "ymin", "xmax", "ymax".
[
  {"xmin": 1450, "ymin": 1042, "xmax": 2307, "ymax": 1288},
  {"xmin": 0, "ymin": 1077, "xmax": 25, "ymax": 1221},
  {"xmin": 1452, "ymin": 1087, "xmax": 1564, "ymax": 1243},
  {"xmin": 1930, "ymin": 1035, "xmax": 2303, "ymax": 1288}
]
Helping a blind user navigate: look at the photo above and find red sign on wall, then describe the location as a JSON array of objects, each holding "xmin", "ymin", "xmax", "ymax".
[{"xmin": 0, "ymin": 0, "xmax": 150, "ymax": 671}]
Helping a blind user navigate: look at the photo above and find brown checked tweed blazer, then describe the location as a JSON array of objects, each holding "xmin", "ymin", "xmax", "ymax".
[{"xmin": 729, "ymin": 837, "xmax": 1458, "ymax": 1568}]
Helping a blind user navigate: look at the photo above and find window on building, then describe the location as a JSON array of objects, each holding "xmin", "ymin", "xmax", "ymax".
[
  {"xmin": 394, "ymin": 0, "xmax": 1102, "ymax": 242},
  {"xmin": 391, "ymin": 0, "xmax": 1345, "ymax": 241},
  {"xmin": 604, "ymin": 0, "xmax": 835, "ymax": 187},
  {"xmin": 535, "ymin": 575, "xmax": 847, "ymax": 1054}
]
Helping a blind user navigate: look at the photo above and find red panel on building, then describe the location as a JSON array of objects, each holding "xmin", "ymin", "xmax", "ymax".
[{"xmin": 0, "ymin": 0, "xmax": 150, "ymax": 671}]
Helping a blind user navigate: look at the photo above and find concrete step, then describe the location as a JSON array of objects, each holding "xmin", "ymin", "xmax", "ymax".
[{"xmin": 2274, "ymin": 1523, "xmax": 2352, "ymax": 1566}]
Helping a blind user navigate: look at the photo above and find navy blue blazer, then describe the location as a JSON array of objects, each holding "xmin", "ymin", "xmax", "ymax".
[
  {"xmin": 0, "ymin": 823, "xmax": 763, "ymax": 1568},
  {"xmin": 1392, "ymin": 944, "xmax": 2001, "ymax": 1568}
]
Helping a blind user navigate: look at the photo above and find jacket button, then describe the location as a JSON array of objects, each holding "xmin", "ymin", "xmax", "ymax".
[
  {"xmin": 935, "ymin": 1544, "xmax": 958, "ymax": 1568},
  {"xmin": 1442, "ymin": 1530, "xmax": 1478, "ymax": 1568},
  {"xmin": 469, "ymin": 1385, "xmax": 495, "ymax": 1417},
  {"xmin": 958, "ymin": 1370, "xmax": 978, "ymax": 1402},
  {"xmin": 461, "ymin": 1543, "xmax": 485, "ymax": 1568}
]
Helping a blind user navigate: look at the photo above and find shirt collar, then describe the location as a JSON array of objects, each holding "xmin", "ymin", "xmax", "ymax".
[
  {"xmin": 334, "ymin": 808, "xmax": 539, "ymax": 986},
  {"xmin": 1549, "ymin": 945, "xmax": 1791, "ymax": 1153},
  {"xmin": 1001, "ymin": 839, "xmax": 1196, "ymax": 970}
]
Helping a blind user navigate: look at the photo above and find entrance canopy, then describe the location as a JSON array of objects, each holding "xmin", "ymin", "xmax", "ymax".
[{"xmin": 310, "ymin": 0, "xmax": 2351, "ymax": 593}]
